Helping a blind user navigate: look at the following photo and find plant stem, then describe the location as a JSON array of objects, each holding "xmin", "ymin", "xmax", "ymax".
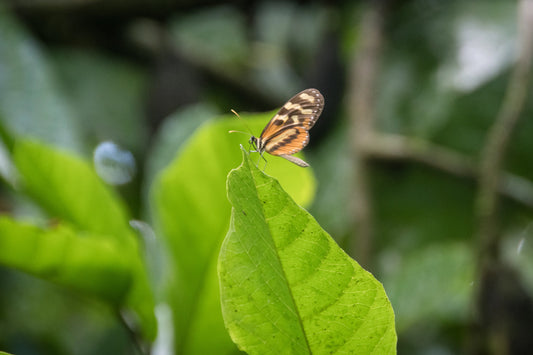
[
  {"xmin": 476, "ymin": 0, "xmax": 533, "ymax": 268},
  {"xmin": 347, "ymin": 0, "xmax": 387, "ymax": 267}
]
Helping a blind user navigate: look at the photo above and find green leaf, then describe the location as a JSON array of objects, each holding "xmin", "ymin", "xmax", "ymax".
[
  {"xmin": 0, "ymin": 217, "xmax": 131, "ymax": 304},
  {"xmin": 12, "ymin": 139, "xmax": 157, "ymax": 341},
  {"xmin": 219, "ymin": 148, "xmax": 397, "ymax": 354},
  {"xmin": 151, "ymin": 113, "xmax": 315, "ymax": 354},
  {"xmin": 13, "ymin": 139, "xmax": 131, "ymax": 240},
  {"xmin": 143, "ymin": 103, "xmax": 218, "ymax": 206}
]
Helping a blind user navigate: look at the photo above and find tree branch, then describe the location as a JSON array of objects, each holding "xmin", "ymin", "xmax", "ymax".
[
  {"xmin": 347, "ymin": 1, "xmax": 387, "ymax": 267},
  {"xmin": 361, "ymin": 132, "xmax": 533, "ymax": 209},
  {"xmin": 470, "ymin": 3, "xmax": 533, "ymax": 352},
  {"xmin": 476, "ymin": 0, "xmax": 533, "ymax": 264}
]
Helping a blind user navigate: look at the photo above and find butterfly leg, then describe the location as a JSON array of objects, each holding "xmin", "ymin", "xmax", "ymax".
[
  {"xmin": 260, "ymin": 152, "xmax": 268, "ymax": 171},
  {"xmin": 248, "ymin": 140, "xmax": 257, "ymax": 153},
  {"xmin": 252, "ymin": 151, "xmax": 268, "ymax": 171},
  {"xmin": 253, "ymin": 153, "xmax": 262, "ymax": 169}
]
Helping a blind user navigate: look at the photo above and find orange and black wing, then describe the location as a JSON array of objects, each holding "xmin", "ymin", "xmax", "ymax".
[
  {"xmin": 264, "ymin": 126, "xmax": 309, "ymax": 156},
  {"xmin": 259, "ymin": 88, "xmax": 324, "ymax": 142}
]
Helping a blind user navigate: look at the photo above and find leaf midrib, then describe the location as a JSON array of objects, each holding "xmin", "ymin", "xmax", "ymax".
[{"xmin": 251, "ymin": 167, "xmax": 312, "ymax": 354}]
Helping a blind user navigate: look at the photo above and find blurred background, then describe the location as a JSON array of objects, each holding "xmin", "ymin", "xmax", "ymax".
[{"xmin": 1, "ymin": 0, "xmax": 533, "ymax": 354}]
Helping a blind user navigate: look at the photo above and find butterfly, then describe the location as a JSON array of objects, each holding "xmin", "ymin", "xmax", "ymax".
[{"xmin": 248, "ymin": 88, "xmax": 324, "ymax": 167}]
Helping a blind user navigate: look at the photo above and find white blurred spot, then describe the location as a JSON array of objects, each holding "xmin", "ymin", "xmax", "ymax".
[
  {"xmin": 129, "ymin": 219, "xmax": 165, "ymax": 291},
  {"xmin": 440, "ymin": 18, "xmax": 515, "ymax": 92},
  {"xmin": 152, "ymin": 303, "xmax": 174, "ymax": 355},
  {"xmin": 517, "ymin": 237, "xmax": 525, "ymax": 255},
  {"xmin": 93, "ymin": 141, "xmax": 136, "ymax": 185},
  {"xmin": 0, "ymin": 138, "xmax": 17, "ymax": 187},
  {"xmin": 129, "ymin": 220, "xmax": 156, "ymax": 242}
]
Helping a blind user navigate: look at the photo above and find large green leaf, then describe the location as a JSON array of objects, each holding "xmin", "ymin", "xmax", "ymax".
[
  {"xmin": 151, "ymin": 113, "xmax": 315, "ymax": 354},
  {"xmin": 11, "ymin": 139, "xmax": 157, "ymax": 341},
  {"xmin": 219, "ymin": 149, "xmax": 396, "ymax": 354},
  {"xmin": 0, "ymin": 217, "xmax": 131, "ymax": 304}
]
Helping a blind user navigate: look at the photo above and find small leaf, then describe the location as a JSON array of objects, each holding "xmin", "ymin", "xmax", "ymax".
[{"xmin": 219, "ymin": 149, "xmax": 396, "ymax": 354}]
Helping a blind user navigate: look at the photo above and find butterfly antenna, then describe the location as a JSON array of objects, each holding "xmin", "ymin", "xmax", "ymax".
[
  {"xmin": 228, "ymin": 130, "xmax": 250, "ymax": 135},
  {"xmin": 230, "ymin": 109, "xmax": 266, "ymax": 170},
  {"xmin": 231, "ymin": 109, "xmax": 240, "ymax": 118},
  {"xmin": 229, "ymin": 109, "xmax": 254, "ymax": 136}
]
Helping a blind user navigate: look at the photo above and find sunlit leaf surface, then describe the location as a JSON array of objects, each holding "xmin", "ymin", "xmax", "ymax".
[{"xmin": 219, "ymin": 149, "xmax": 396, "ymax": 354}]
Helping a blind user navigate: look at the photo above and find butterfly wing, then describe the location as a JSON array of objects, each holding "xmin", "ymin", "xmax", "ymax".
[
  {"xmin": 259, "ymin": 88, "xmax": 324, "ymax": 141},
  {"xmin": 278, "ymin": 154, "xmax": 309, "ymax": 167},
  {"xmin": 264, "ymin": 126, "xmax": 309, "ymax": 156}
]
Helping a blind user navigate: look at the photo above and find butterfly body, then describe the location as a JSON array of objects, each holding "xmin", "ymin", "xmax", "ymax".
[{"xmin": 250, "ymin": 88, "xmax": 324, "ymax": 167}]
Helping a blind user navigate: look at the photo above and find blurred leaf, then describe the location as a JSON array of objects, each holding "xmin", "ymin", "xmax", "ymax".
[
  {"xmin": 13, "ymin": 140, "xmax": 131, "ymax": 239},
  {"xmin": 220, "ymin": 149, "xmax": 396, "ymax": 354},
  {"xmin": 436, "ymin": 71, "xmax": 533, "ymax": 185},
  {"xmin": 0, "ymin": 217, "xmax": 131, "ymax": 303},
  {"xmin": 51, "ymin": 49, "xmax": 148, "ymax": 154},
  {"xmin": 378, "ymin": 1, "xmax": 516, "ymax": 139},
  {"xmin": 377, "ymin": 59, "xmax": 458, "ymax": 138},
  {"xmin": 437, "ymin": 1, "xmax": 516, "ymax": 93},
  {"xmin": 503, "ymin": 230, "xmax": 533, "ymax": 296},
  {"xmin": 143, "ymin": 103, "xmax": 219, "ymax": 205},
  {"xmin": 508, "ymin": 99, "xmax": 533, "ymax": 182},
  {"xmin": 381, "ymin": 242, "xmax": 474, "ymax": 333},
  {"xmin": 151, "ymin": 113, "xmax": 315, "ymax": 354},
  {"xmin": 0, "ymin": 269, "xmax": 133, "ymax": 355},
  {"xmin": 374, "ymin": 166, "xmax": 476, "ymax": 249},
  {"xmin": 170, "ymin": 6, "xmax": 248, "ymax": 74},
  {"xmin": 0, "ymin": 5, "xmax": 82, "ymax": 151},
  {"xmin": 308, "ymin": 122, "xmax": 352, "ymax": 243},
  {"xmin": 12, "ymin": 139, "xmax": 157, "ymax": 341},
  {"xmin": 252, "ymin": 2, "xmax": 304, "ymax": 97}
]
